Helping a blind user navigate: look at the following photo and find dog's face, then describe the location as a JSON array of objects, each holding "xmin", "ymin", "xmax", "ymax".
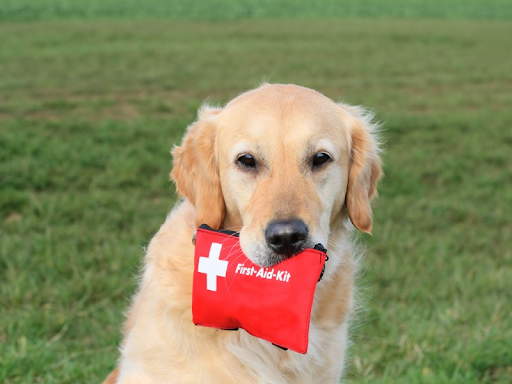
[{"xmin": 172, "ymin": 84, "xmax": 381, "ymax": 267}]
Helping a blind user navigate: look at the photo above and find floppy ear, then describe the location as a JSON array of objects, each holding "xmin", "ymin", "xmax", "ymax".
[
  {"xmin": 341, "ymin": 104, "xmax": 383, "ymax": 234},
  {"xmin": 171, "ymin": 105, "xmax": 225, "ymax": 229}
]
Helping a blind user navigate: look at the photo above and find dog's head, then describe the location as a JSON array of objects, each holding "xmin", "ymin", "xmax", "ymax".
[{"xmin": 172, "ymin": 84, "xmax": 382, "ymax": 267}]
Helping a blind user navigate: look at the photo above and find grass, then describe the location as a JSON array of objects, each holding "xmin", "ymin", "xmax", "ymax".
[
  {"xmin": 2, "ymin": 0, "xmax": 512, "ymax": 21},
  {"xmin": 1, "ymin": 13, "xmax": 512, "ymax": 384}
]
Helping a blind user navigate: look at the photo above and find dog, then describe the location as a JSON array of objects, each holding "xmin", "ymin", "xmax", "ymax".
[{"xmin": 104, "ymin": 83, "xmax": 382, "ymax": 383}]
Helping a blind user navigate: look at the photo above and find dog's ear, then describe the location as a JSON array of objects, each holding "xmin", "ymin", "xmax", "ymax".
[
  {"xmin": 340, "ymin": 104, "xmax": 382, "ymax": 234},
  {"xmin": 171, "ymin": 105, "xmax": 225, "ymax": 229}
]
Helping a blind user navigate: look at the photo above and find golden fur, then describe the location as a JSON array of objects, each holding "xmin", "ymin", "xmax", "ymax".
[{"xmin": 104, "ymin": 84, "xmax": 382, "ymax": 383}]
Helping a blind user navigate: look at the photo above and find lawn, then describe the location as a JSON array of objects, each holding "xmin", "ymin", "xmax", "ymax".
[
  {"xmin": 2, "ymin": 0, "xmax": 512, "ymax": 21},
  {"xmin": 1, "ymin": 7, "xmax": 511, "ymax": 384}
]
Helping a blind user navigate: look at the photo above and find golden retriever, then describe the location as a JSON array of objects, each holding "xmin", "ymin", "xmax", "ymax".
[{"xmin": 104, "ymin": 84, "xmax": 382, "ymax": 384}]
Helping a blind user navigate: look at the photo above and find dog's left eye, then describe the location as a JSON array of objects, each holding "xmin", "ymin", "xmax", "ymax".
[{"xmin": 312, "ymin": 152, "xmax": 331, "ymax": 167}]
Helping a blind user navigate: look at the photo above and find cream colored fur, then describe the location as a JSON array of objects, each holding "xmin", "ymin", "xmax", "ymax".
[{"xmin": 104, "ymin": 84, "xmax": 382, "ymax": 384}]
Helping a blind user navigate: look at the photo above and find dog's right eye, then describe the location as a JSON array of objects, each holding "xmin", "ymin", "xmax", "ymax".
[{"xmin": 237, "ymin": 154, "xmax": 257, "ymax": 168}]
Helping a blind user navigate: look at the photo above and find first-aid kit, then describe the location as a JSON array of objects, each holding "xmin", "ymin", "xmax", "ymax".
[{"xmin": 192, "ymin": 224, "xmax": 328, "ymax": 354}]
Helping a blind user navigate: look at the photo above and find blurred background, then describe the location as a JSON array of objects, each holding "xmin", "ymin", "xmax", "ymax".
[{"xmin": 1, "ymin": 1, "xmax": 511, "ymax": 383}]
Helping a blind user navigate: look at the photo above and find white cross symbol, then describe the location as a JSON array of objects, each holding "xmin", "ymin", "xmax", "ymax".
[{"xmin": 198, "ymin": 243, "xmax": 228, "ymax": 291}]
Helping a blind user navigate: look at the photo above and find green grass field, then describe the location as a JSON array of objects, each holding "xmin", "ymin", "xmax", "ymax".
[
  {"xmin": 2, "ymin": 0, "xmax": 512, "ymax": 21},
  {"xmin": 1, "ymin": 3, "xmax": 512, "ymax": 383}
]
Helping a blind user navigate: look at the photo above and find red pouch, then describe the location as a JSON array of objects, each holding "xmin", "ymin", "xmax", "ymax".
[{"xmin": 192, "ymin": 224, "xmax": 328, "ymax": 354}]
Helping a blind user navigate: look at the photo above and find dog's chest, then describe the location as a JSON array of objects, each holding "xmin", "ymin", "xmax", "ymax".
[{"xmin": 221, "ymin": 321, "xmax": 346, "ymax": 384}]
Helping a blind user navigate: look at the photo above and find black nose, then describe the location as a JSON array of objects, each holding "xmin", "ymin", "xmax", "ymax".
[{"xmin": 265, "ymin": 219, "xmax": 309, "ymax": 256}]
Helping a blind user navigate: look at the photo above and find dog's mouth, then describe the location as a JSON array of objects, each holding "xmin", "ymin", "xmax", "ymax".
[
  {"xmin": 254, "ymin": 219, "xmax": 312, "ymax": 266},
  {"xmin": 253, "ymin": 243, "xmax": 315, "ymax": 267},
  {"xmin": 212, "ymin": 220, "xmax": 321, "ymax": 267},
  {"xmin": 242, "ymin": 237, "xmax": 318, "ymax": 268}
]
